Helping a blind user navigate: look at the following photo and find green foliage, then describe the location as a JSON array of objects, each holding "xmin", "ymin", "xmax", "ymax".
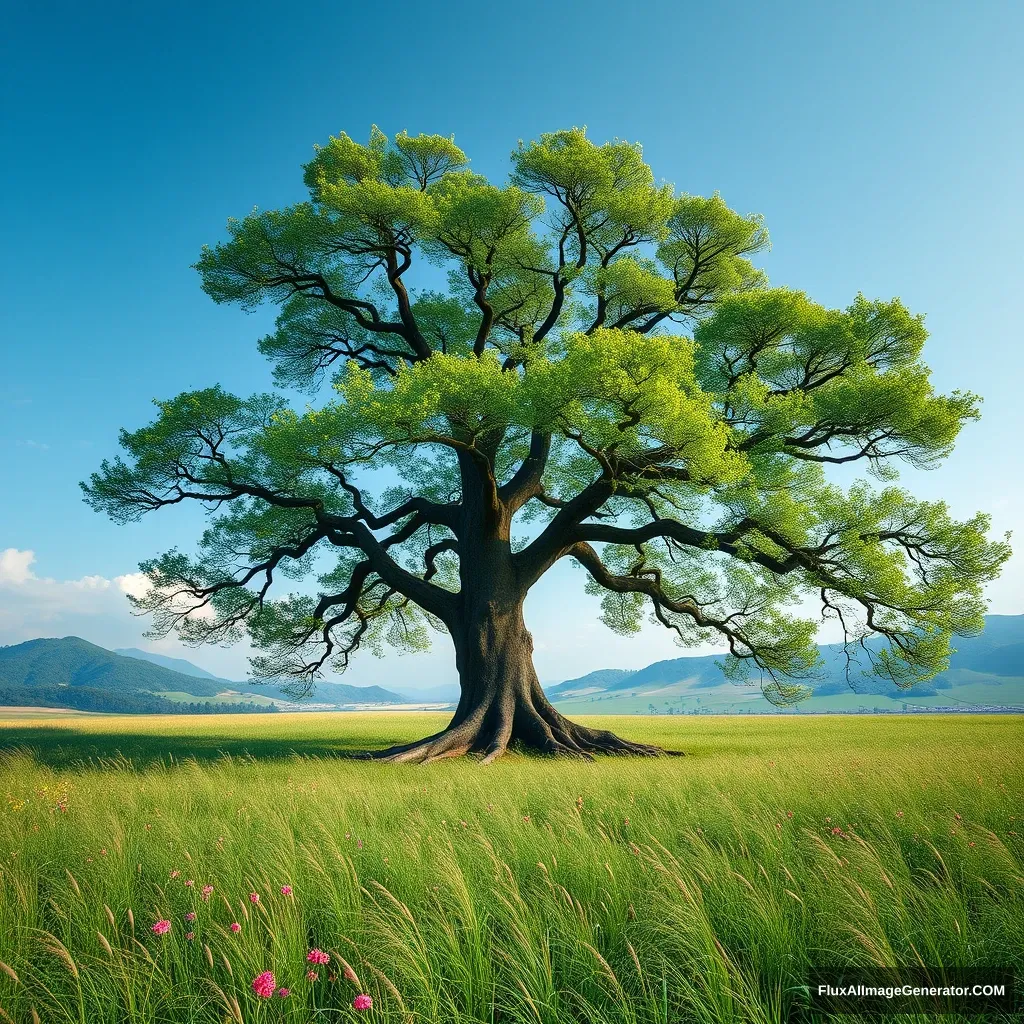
[{"xmin": 83, "ymin": 126, "xmax": 1011, "ymax": 706}]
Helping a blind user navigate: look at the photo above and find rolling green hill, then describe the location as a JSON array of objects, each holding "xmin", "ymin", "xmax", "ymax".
[
  {"xmin": 0, "ymin": 637, "xmax": 406, "ymax": 711},
  {"xmin": 0, "ymin": 637, "xmax": 225, "ymax": 696},
  {"xmin": 548, "ymin": 614, "xmax": 1024, "ymax": 714}
]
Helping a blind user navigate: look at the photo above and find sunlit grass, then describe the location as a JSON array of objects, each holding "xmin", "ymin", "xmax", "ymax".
[{"xmin": 0, "ymin": 713, "xmax": 1020, "ymax": 1022}]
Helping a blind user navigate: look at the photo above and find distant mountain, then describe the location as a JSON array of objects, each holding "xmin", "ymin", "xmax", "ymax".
[
  {"xmin": 547, "ymin": 668, "xmax": 636, "ymax": 696},
  {"xmin": 0, "ymin": 637, "xmax": 407, "ymax": 710},
  {"xmin": 275, "ymin": 681, "xmax": 411, "ymax": 704},
  {"xmin": 544, "ymin": 614, "xmax": 1024, "ymax": 711},
  {"xmin": 115, "ymin": 648, "xmax": 230, "ymax": 683},
  {"xmin": 391, "ymin": 683, "xmax": 460, "ymax": 704},
  {"xmin": 113, "ymin": 646, "xmax": 408, "ymax": 704},
  {"xmin": 0, "ymin": 637, "xmax": 224, "ymax": 696}
]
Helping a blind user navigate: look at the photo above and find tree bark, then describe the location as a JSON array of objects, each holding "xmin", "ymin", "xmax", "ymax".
[
  {"xmin": 363, "ymin": 600, "xmax": 675, "ymax": 764},
  {"xmin": 359, "ymin": 452, "xmax": 681, "ymax": 763}
]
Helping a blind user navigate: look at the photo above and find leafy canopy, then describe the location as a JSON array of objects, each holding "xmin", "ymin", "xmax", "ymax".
[{"xmin": 83, "ymin": 127, "xmax": 1010, "ymax": 702}]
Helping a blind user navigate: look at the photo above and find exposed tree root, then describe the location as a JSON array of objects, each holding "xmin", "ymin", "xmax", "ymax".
[{"xmin": 350, "ymin": 695, "xmax": 684, "ymax": 764}]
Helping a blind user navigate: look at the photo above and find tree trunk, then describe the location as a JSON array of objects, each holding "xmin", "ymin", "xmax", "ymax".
[
  {"xmin": 359, "ymin": 459, "xmax": 681, "ymax": 764},
  {"xmin": 363, "ymin": 600, "xmax": 674, "ymax": 764}
]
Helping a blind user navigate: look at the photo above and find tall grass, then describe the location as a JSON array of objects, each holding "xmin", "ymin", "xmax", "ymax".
[{"xmin": 0, "ymin": 713, "xmax": 1020, "ymax": 1022}]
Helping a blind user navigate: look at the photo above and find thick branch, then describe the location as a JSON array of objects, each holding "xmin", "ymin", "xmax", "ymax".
[{"xmin": 497, "ymin": 430, "xmax": 551, "ymax": 512}]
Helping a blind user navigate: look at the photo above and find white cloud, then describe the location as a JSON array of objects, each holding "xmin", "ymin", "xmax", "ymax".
[
  {"xmin": 0, "ymin": 549, "xmax": 242, "ymax": 678},
  {"xmin": 0, "ymin": 548, "xmax": 36, "ymax": 585}
]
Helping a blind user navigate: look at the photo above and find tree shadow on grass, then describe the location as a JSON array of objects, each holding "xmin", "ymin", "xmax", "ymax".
[{"xmin": 0, "ymin": 722, "xmax": 428, "ymax": 770}]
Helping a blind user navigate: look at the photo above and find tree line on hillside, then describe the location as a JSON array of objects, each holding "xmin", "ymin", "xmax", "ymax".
[{"xmin": 0, "ymin": 684, "xmax": 276, "ymax": 715}]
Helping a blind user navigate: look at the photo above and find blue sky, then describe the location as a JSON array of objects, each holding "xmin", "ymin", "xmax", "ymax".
[{"xmin": 1, "ymin": 0, "xmax": 1021, "ymax": 687}]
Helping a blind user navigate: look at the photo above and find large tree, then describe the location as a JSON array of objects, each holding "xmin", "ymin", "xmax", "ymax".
[{"xmin": 84, "ymin": 127, "xmax": 1010, "ymax": 762}]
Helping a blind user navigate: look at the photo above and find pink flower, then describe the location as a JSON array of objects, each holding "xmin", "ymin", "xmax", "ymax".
[
  {"xmin": 277, "ymin": 987, "xmax": 290, "ymax": 998},
  {"xmin": 185, "ymin": 931, "xmax": 195, "ymax": 941},
  {"xmin": 306, "ymin": 970, "xmax": 319, "ymax": 981},
  {"xmin": 249, "ymin": 892, "xmax": 260, "ymax": 904},
  {"xmin": 353, "ymin": 994, "xmax": 373, "ymax": 1010},
  {"xmin": 184, "ymin": 879, "xmax": 194, "ymax": 887},
  {"xmin": 230, "ymin": 922, "xmax": 241, "ymax": 933},
  {"xmin": 251, "ymin": 971, "xmax": 276, "ymax": 999},
  {"xmin": 184, "ymin": 911, "xmax": 196, "ymax": 922},
  {"xmin": 201, "ymin": 885, "xmax": 213, "ymax": 901},
  {"xmin": 280, "ymin": 885, "xmax": 293, "ymax": 896},
  {"xmin": 151, "ymin": 920, "xmax": 171, "ymax": 935},
  {"xmin": 170, "ymin": 869, "xmax": 180, "ymax": 878},
  {"xmin": 307, "ymin": 948, "xmax": 330, "ymax": 965}
]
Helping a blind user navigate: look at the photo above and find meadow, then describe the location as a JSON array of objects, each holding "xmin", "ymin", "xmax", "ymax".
[{"xmin": 0, "ymin": 712, "xmax": 1020, "ymax": 1023}]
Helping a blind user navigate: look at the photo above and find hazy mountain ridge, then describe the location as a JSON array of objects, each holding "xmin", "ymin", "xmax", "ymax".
[
  {"xmin": 547, "ymin": 615, "xmax": 1024, "ymax": 708},
  {"xmin": 3, "ymin": 616, "xmax": 1022, "ymax": 716},
  {"xmin": 0, "ymin": 637, "xmax": 407, "ymax": 709}
]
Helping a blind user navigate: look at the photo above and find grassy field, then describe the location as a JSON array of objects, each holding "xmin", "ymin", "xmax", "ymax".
[{"xmin": 0, "ymin": 713, "xmax": 1020, "ymax": 1023}]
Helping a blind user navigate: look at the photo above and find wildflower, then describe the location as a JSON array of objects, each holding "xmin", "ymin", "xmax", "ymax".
[
  {"xmin": 186, "ymin": 931, "xmax": 195, "ymax": 941},
  {"xmin": 357, "ymin": 838, "xmax": 363, "ymax": 850},
  {"xmin": 307, "ymin": 948, "xmax": 330, "ymax": 965},
  {"xmin": 896, "ymin": 811, "xmax": 904, "ymax": 818},
  {"xmin": 969, "ymin": 841, "xmax": 976, "ymax": 848},
  {"xmin": 170, "ymin": 869, "xmax": 180, "ymax": 878},
  {"xmin": 152, "ymin": 920, "xmax": 171, "ymax": 935},
  {"xmin": 185, "ymin": 911, "xmax": 196, "ymax": 922},
  {"xmin": 201, "ymin": 885, "xmax": 213, "ymax": 901},
  {"xmin": 100, "ymin": 848, "xmax": 107, "ymax": 857},
  {"xmin": 230, "ymin": 922, "xmax": 241, "ymax": 933},
  {"xmin": 145, "ymin": 823, "xmax": 152, "ymax": 831},
  {"xmin": 307, "ymin": 970, "xmax": 319, "ymax": 981},
  {"xmin": 184, "ymin": 879, "xmax": 195, "ymax": 887},
  {"xmin": 623, "ymin": 817, "xmax": 630, "ymax": 826},
  {"xmin": 328, "ymin": 973, "xmax": 338, "ymax": 983},
  {"xmin": 831, "ymin": 826, "xmax": 844, "ymax": 836},
  {"xmin": 786, "ymin": 810, "xmax": 794, "ymax": 819},
  {"xmin": 277, "ymin": 988, "xmax": 290, "ymax": 998},
  {"xmin": 249, "ymin": 892, "xmax": 260, "ymax": 904},
  {"xmin": 353, "ymin": 994, "xmax": 372, "ymax": 1010},
  {"xmin": 523, "ymin": 815, "xmax": 531, "ymax": 823},
  {"xmin": 251, "ymin": 971, "xmax": 276, "ymax": 999},
  {"xmin": 280, "ymin": 885, "xmax": 293, "ymax": 896}
]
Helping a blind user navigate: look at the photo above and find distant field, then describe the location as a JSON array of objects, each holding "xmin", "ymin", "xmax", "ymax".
[
  {"xmin": 554, "ymin": 671, "xmax": 1024, "ymax": 716},
  {"xmin": 0, "ymin": 713, "xmax": 1021, "ymax": 1023},
  {"xmin": 154, "ymin": 690, "xmax": 279, "ymax": 706},
  {"xmin": 0, "ymin": 706, "xmax": 101, "ymax": 718}
]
